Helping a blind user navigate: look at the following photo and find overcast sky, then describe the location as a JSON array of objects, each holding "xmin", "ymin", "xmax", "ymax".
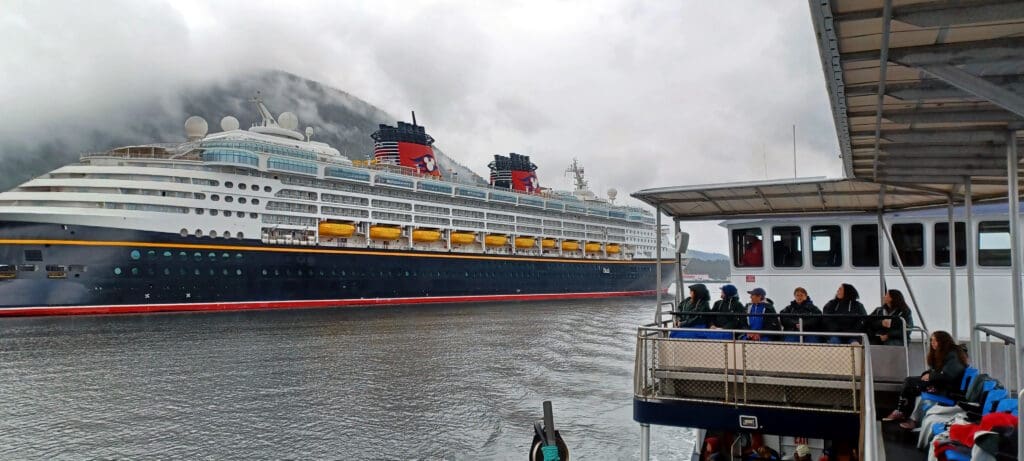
[{"xmin": 1, "ymin": 0, "xmax": 841, "ymax": 254}]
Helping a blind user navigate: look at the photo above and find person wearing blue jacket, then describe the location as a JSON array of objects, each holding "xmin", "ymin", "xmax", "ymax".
[{"xmin": 744, "ymin": 288, "xmax": 779, "ymax": 341}]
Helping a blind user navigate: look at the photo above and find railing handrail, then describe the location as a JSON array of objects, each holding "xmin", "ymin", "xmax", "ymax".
[
  {"xmin": 975, "ymin": 325, "xmax": 1016, "ymax": 345},
  {"xmin": 638, "ymin": 325, "xmax": 869, "ymax": 339}
]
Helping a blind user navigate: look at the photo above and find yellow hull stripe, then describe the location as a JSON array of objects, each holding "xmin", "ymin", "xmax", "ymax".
[{"xmin": 0, "ymin": 239, "xmax": 675, "ymax": 265}]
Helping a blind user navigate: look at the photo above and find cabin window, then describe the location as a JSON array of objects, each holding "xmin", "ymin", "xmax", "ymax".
[
  {"xmin": 732, "ymin": 228, "xmax": 763, "ymax": 268},
  {"xmin": 934, "ymin": 222, "xmax": 967, "ymax": 267},
  {"xmin": 978, "ymin": 221, "xmax": 1011, "ymax": 266},
  {"xmin": 891, "ymin": 223, "xmax": 925, "ymax": 267},
  {"xmin": 771, "ymin": 226, "xmax": 802, "ymax": 268},
  {"xmin": 811, "ymin": 225, "xmax": 842, "ymax": 267},
  {"xmin": 851, "ymin": 224, "xmax": 879, "ymax": 267}
]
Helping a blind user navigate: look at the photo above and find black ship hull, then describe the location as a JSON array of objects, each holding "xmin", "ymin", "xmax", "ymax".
[{"xmin": 0, "ymin": 222, "xmax": 675, "ymax": 316}]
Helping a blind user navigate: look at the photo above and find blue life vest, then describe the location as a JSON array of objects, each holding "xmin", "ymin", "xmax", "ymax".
[{"xmin": 748, "ymin": 304, "xmax": 766, "ymax": 330}]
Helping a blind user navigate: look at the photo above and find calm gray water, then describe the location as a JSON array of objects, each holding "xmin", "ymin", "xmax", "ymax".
[{"xmin": 0, "ymin": 299, "xmax": 693, "ymax": 460}]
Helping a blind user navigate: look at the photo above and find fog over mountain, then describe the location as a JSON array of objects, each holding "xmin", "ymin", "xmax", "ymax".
[{"xmin": 0, "ymin": 70, "xmax": 486, "ymax": 191}]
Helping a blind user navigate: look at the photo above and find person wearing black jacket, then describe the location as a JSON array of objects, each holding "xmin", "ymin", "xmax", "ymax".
[
  {"xmin": 884, "ymin": 331, "xmax": 968, "ymax": 429},
  {"xmin": 710, "ymin": 284, "xmax": 747, "ymax": 329},
  {"xmin": 669, "ymin": 284, "xmax": 711, "ymax": 339},
  {"xmin": 867, "ymin": 289, "xmax": 914, "ymax": 346},
  {"xmin": 821, "ymin": 283, "xmax": 867, "ymax": 344},
  {"xmin": 780, "ymin": 287, "xmax": 822, "ymax": 343}
]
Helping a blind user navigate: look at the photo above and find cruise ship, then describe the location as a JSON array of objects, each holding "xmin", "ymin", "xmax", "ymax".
[{"xmin": 0, "ymin": 96, "xmax": 674, "ymax": 316}]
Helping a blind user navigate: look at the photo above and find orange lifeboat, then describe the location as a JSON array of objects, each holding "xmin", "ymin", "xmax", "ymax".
[
  {"xmin": 450, "ymin": 232, "xmax": 476, "ymax": 245},
  {"xmin": 541, "ymin": 239, "xmax": 556, "ymax": 249},
  {"xmin": 606, "ymin": 244, "xmax": 621, "ymax": 254},
  {"xmin": 318, "ymin": 222, "xmax": 355, "ymax": 237},
  {"xmin": 585, "ymin": 242, "xmax": 602, "ymax": 253},
  {"xmin": 561, "ymin": 241, "xmax": 580, "ymax": 251},
  {"xmin": 369, "ymin": 226, "xmax": 401, "ymax": 241},
  {"xmin": 514, "ymin": 237, "xmax": 536, "ymax": 249},
  {"xmin": 485, "ymin": 235, "xmax": 508, "ymax": 247},
  {"xmin": 412, "ymin": 229, "xmax": 441, "ymax": 242}
]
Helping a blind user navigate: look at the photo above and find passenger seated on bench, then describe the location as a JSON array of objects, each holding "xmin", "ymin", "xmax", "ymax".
[
  {"xmin": 883, "ymin": 330, "xmax": 968, "ymax": 429},
  {"xmin": 779, "ymin": 286, "xmax": 821, "ymax": 343},
  {"xmin": 709, "ymin": 284, "xmax": 746, "ymax": 330},
  {"xmin": 669, "ymin": 283, "xmax": 711, "ymax": 339},
  {"xmin": 821, "ymin": 283, "xmax": 866, "ymax": 345},
  {"xmin": 867, "ymin": 289, "xmax": 913, "ymax": 346},
  {"xmin": 743, "ymin": 288, "xmax": 779, "ymax": 341}
]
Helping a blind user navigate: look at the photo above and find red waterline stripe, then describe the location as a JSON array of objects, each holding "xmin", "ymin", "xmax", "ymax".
[{"xmin": 0, "ymin": 290, "xmax": 659, "ymax": 317}]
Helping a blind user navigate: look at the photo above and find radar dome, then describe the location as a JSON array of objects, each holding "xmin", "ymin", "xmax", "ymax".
[
  {"xmin": 278, "ymin": 112, "xmax": 299, "ymax": 130},
  {"xmin": 607, "ymin": 188, "xmax": 618, "ymax": 200},
  {"xmin": 184, "ymin": 116, "xmax": 208, "ymax": 140},
  {"xmin": 220, "ymin": 116, "xmax": 240, "ymax": 132}
]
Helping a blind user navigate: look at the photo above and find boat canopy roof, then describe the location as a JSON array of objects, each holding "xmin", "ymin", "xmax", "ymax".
[{"xmin": 635, "ymin": 0, "xmax": 1024, "ymax": 221}]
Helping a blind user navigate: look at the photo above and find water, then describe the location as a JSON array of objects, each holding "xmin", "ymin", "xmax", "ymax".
[{"xmin": 0, "ymin": 299, "xmax": 693, "ymax": 459}]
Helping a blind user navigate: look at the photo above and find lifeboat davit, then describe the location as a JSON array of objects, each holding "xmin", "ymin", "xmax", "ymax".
[
  {"xmin": 369, "ymin": 225, "xmax": 402, "ymax": 241},
  {"xmin": 541, "ymin": 238, "xmax": 556, "ymax": 249},
  {"xmin": 561, "ymin": 241, "xmax": 580, "ymax": 251},
  {"xmin": 450, "ymin": 232, "xmax": 476, "ymax": 245},
  {"xmin": 514, "ymin": 237, "xmax": 536, "ymax": 249},
  {"xmin": 318, "ymin": 222, "xmax": 355, "ymax": 237},
  {"xmin": 585, "ymin": 242, "xmax": 602, "ymax": 253},
  {"xmin": 485, "ymin": 235, "xmax": 508, "ymax": 247},
  {"xmin": 606, "ymin": 244, "xmax": 621, "ymax": 254},
  {"xmin": 412, "ymin": 229, "xmax": 441, "ymax": 243}
]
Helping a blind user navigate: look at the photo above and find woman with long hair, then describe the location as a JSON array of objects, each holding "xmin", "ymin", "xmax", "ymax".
[
  {"xmin": 883, "ymin": 330, "xmax": 968, "ymax": 429},
  {"xmin": 779, "ymin": 287, "xmax": 822, "ymax": 343},
  {"xmin": 821, "ymin": 283, "xmax": 867, "ymax": 344},
  {"xmin": 867, "ymin": 289, "xmax": 914, "ymax": 345}
]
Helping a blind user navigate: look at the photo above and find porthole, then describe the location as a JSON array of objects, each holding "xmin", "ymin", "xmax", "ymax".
[
  {"xmin": 221, "ymin": 253, "xmax": 230, "ymax": 260},
  {"xmin": 223, "ymin": 211, "xmax": 231, "ymax": 217},
  {"xmin": 193, "ymin": 252, "xmax": 202, "ymax": 262},
  {"xmin": 264, "ymin": 186, "xmax": 272, "ymax": 192},
  {"xmin": 194, "ymin": 268, "xmax": 201, "ymax": 275},
  {"xmin": 211, "ymin": 195, "xmax": 220, "ymax": 201},
  {"xmin": 238, "ymin": 214, "xmax": 245, "ymax": 220},
  {"xmin": 235, "ymin": 253, "xmax": 243, "ymax": 259},
  {"xmin": 262, "ymin": 269, "xmax": 268, "ymax": 276},
  {"xmin": 209, "ymin": 230, "xmax": 217, "ymax": 238},
  {"xmin": 113, "ymin": 267, "xmax": 122, "ymax": 275},
  {"xmin": 225, "ymin": 181, "xmax": 234, "ymax": 188},
  {"xmin": 222, "ymin": 268, "xmax": 229, "ymax": 275},
  {"xmin": 235, "ymin": 269, "xmax": 242, "ymax": 276},
  {"xmin": 250, "ymin": 213, "xmax": 258, "ymax": 219},
  {"xmin": 251, "ymin": 184, "xmax": 259, "ymax": 191},
  {"xmin": 178, "ymin": 251, "xmax": 187, "ymax": 261},
  {"xmin": 223, "ymin": 230, "xmax": 230, "ymax": 238},
  {"xmin": 162, "ymin": 251, "xmax": 172, "ymax": 258},
  {"xmin": 252, "ymin": 199, "xmax": 260, "ymax": 205},
  {"xmin": 195, "ymin": 193, "xmax": 206, "ymax": 200},
  {"xmin": 163, "ymin": 268, "xmax": 171, "ymax": 275},
  {"xmin": 209, "ymin": 269, "xmax": 215, "ymax": 276},
  {"xmin": 238, "ymin": 183, "xmax": 246, "ymax": 190},
  {"xmin": 274, "ymin": 269, "xmax": 280, "ymax": 276},
  {"xmin": 195, "ymin": 229, "xmax": 203, "ymax": 237},
  {"xmin": 146, "ymin": 250, "xmax": 157, "ymax": 260},
  {"xmin": 238, "ymin": 198, "xmax": 247, "ymax": 204},
  {"xmin": 180, "ymin": 228, "xmax": 188, "ymax": 237},
  {"xmin": 130, "ymin": 267, "xmax": 139, "ymax": 276},
  {"xmin": 196, "ymin": 208, "xmax": 204, "ymax": 215},
  {"xmin": 210, "ymin": 210, "xmax": 219, "ymax": 216},
  {"xmin": 225, "ymin": 196, "xmax": 233, "ymax": 203},
  {"xmin": 208, "ymin": 252, "xmax": 216, "ymax": 261},
  {"xmin": 130, "ymin": 250, "xmax": 141, "ymax": 260}
]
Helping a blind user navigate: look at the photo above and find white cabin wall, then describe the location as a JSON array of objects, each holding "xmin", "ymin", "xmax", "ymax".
[{"xmin": 701, "ymin": 212, "xmax": 1024, "ymax": 342}]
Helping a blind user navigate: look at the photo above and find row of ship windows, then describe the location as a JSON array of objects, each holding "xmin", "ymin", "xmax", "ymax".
[
  {"xmin": 177, "ymin": 229, "xmax": 246, "ymax": 239},
  {"xmin": 110, "ymin": 265, "xmax": 644, "ymax": 280}
]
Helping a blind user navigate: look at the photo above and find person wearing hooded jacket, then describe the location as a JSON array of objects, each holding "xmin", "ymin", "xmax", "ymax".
[
  {"xmin": 779, "ymin": 287, "xmax": 822, "ymax": 343},
  {"xmin": 703, "ymin": 284, "xmax": 747, "ymax": 340},
  {"xmin": 669, "ymin": 283, "xmax": 711, "ymax": 339},
  {"xmin": 822, "ymin": 283, "xmax": 867, "ymax": 344},
  {"xmin": 867, "ymin": 289, "xmax": 914, "ymax": 346}
]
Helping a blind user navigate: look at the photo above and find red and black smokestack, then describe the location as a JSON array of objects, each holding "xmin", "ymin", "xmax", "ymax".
[
  {"xmin": 489, "ymin": 153, "xmax": 539, "ymax": 193},
  {"xmin": 371, "ymin": 115, "xmax": 440, "ymax": 177}
]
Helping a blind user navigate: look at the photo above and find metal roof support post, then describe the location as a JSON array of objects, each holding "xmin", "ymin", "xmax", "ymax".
[
  {"xmin": 881, "ymin": 217, "xmax": 929, "ymax": 332},
  {"xmin": 877, "ymin": 189, "xmax": 887, "ymax": 303},
  {"xmin": 655, "ymin": 206, "xmax": 663, "ymax": 324},
  {"xmin": 674, "ymin": 218, "xmax": 683, "ymax": 305},
  {"xmin": 948, "ymin": 197, "xmax": 959, "ymax": 340},
  {"xmin": 640, "ymin": 423, "xmax": 650, "ymax": 461},
  {"xmin": 965, "ymin": 179, "xmax": 979, "ymax": 356},
  {"xmin": 1007, "ymin": 131, "xmax": 1024, "ymax": 394}
]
